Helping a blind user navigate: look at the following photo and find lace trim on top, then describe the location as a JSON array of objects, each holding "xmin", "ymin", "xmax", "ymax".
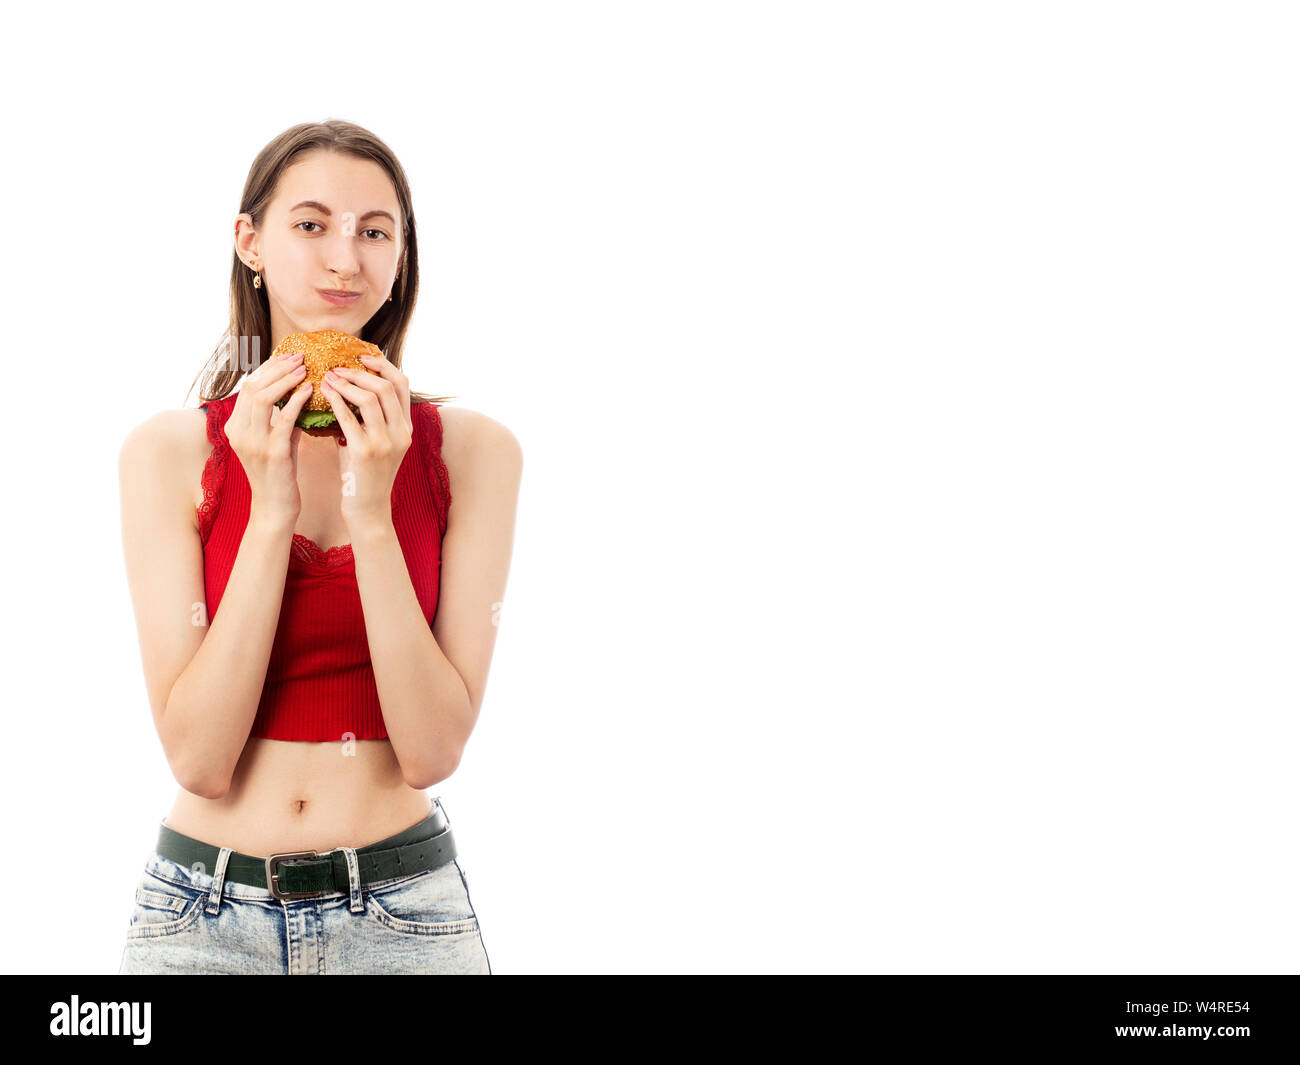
[
  {"xmin": 196, "ymin": 397, "xmax": 229, "ymax": 544},
  {"xmin": 424, "ymin": 403, "xmax": 452, "ymax": 539},
  {"xmin": 291, "ymin": 535, "xmax": 354, "ymax": 568}
]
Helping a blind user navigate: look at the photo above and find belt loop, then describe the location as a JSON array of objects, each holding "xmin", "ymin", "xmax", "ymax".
[
  {"xmin": 206, "ymin": 846, "xmax": 233, "ymax": 915},
  {"xmin": 341, "ymin": 846, "xmax": 365, "ymax": 914}
]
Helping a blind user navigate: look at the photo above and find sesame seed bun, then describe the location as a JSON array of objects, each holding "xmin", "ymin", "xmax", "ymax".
[{"xmin": 269, "ymin": 329, "xmax": 385, "ymax": 435}]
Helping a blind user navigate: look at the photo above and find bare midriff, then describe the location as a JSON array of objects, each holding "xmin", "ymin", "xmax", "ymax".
[{"xmin": 163, "ymin": 739, "xmax": 435, "ymax": 856}]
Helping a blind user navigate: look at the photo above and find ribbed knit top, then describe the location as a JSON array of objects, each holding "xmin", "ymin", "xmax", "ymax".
[{"xmin": 195, "ymin": 392, "xmax": 451, "ymax": 742}]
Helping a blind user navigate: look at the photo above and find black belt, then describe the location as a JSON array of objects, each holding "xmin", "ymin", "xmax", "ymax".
[{"xmin": 155, "ymin": 806, "xmax": 457, "ymax": 900}]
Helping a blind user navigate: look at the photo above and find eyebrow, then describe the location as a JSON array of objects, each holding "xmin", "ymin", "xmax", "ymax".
[{"xmin": 288, "ymin": 200, "xmax": 397, "ymax": 226}]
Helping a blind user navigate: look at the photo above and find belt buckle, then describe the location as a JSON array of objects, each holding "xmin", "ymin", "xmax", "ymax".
[{"xmin": 265, "ymin": 850, "xmax": 325, "ymax": 900}]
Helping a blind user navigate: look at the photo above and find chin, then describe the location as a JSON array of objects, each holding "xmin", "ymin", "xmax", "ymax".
[{"xmin": 300, "ymin": 313, "xmax": 361, "ymax": 330}]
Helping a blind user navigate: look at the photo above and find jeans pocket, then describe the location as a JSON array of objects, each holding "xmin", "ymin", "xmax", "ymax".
[
  {"xmin": 364, "ymin": 861, "xmax": 479, "ymax": 937},
  {"xmin": 126, "ymin": 860, "xmax": 207, "ymax": 940}
]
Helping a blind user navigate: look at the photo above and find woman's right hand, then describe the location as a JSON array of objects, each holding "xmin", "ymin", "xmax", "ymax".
[{"xmin": 224, "ymin": 350, "xmax": 314, "ymax": 521}]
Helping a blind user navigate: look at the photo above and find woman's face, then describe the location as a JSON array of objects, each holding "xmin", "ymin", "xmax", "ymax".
[{"xmin": 237, "ymin": 149, "xmax": 404, "ymax": 351}]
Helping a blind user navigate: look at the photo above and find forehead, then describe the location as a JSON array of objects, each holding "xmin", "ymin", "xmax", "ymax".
[{"xmin": 271, "ymin": 151, "xmax": 399, "ymax": 213}]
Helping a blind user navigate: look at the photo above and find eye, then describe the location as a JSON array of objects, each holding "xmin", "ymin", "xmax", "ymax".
[
  {"xmin": 295, "ymin": 220, "xmax": 323, "ymax": 233},
  {"xmin": 363, "ymin": 228, "xmax": 390, "ymax": 241}
]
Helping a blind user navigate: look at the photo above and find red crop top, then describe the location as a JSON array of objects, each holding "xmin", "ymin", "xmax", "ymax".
[{"xmin": 195, "ymin": 392, "xmax": 451, "ymax": 742}]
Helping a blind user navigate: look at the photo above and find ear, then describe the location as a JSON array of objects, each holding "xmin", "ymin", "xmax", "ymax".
[{"xmin": 235, "ymin": 213, "xmax": 259, "ymax": 263}]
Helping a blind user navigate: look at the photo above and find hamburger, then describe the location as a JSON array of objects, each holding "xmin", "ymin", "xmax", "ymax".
[{"xmin": 271, "ymin": 329, "xmax": 384, "ymax": 436}]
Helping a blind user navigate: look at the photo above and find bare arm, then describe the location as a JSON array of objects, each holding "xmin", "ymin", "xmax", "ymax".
[
  {"xmin": 425, "ymin": 410, "xmax": 523, "ymax": 770},
  {"xmin": 432, "ymin": 411, "xmax": 523, "ymax": 715},
  {"xmin": 118, "ymin": 411, "xmax": 294, "ymax": 799}
]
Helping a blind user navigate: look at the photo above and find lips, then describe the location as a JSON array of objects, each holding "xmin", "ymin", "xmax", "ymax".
[{"xmin": 318, "ymin": 288, "xmax": 362, "ymax": 306}]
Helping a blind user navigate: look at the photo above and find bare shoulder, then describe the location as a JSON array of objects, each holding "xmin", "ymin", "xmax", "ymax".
[
  {"xmin": 432, "ymin": 404, "xmax": 523, "ymax": 492},
  {"xmin": 119, "ymin": 407, "xmax": 214, "ymax": 519}
]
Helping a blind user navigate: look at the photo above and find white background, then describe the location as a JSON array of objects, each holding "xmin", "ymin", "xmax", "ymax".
[{"xmin": 1, "ymin": 0, "xmax": 1295, "ymax": 974}]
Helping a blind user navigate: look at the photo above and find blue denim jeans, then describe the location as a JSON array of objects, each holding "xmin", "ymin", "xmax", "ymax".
[{"xmin": 118, "ymin": 796, "xmax": 491, "ymax": 974}]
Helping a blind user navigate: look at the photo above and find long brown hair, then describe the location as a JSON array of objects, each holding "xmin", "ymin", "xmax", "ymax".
[{"xmin": 186, "ymin": 119, "xmax": 454, "ymax": 408}]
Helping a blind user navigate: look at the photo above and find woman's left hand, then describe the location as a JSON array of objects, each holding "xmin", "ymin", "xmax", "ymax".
[{"xmin": 321, "ymin": 353, "xmax": 413, "ymax": 529}]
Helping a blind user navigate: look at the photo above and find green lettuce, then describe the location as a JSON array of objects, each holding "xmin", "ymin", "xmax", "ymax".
[
  {"xmin": 274, "ymin": 395, "xmax": 340, "ymax": 430},
  {"xmin": 295, "ymin": 409, "xmax": 340, "ymax": 429}
]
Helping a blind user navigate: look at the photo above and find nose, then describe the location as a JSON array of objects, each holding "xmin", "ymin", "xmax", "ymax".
[{"xmin": 325, "ymin": 229, "xmax": 362, "ymax": 280}]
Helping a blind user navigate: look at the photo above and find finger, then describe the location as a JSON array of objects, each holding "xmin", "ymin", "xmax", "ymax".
[
  {"xmin": 323, "ymin": 371, "xmax": 384, "ymax": 435},
  {"xmin": 231, "ymin": 358, "xmax": 294, "ymax": 434},
  {"xmin": 260, "ymin": 349, "xmax": 305, "ymax": 378},
  {"xmin": 331, "ymin": 366, "xmax": 404, "ymax": 435},
  {"xmin": 273, "ymin": 379, "xmax": 314, "ymax": 441},
  {"xmin": 251, "ymin": 353, "xmax": 306, "ymax": 405},
  {"xmin": 264, "ymin": 364, "xmax": 309, "ymax": 418},
  {"xmin": 358, "ymin": 354, "xmax": 412, "ymax": 431},
  {"xmin": 320, "ymin": 377, "xmax": 364, "ymax": 443}
]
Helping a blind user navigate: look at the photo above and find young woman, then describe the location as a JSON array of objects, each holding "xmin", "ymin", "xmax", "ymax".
[{"xmin": 116, "ymin": 120, "xmax": 521, "ymax": 974}]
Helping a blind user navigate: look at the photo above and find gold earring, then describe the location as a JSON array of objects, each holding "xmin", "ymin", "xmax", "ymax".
[{"xmin": 253, "ymin": 271, "xmax": 262, "ymax": 289}]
